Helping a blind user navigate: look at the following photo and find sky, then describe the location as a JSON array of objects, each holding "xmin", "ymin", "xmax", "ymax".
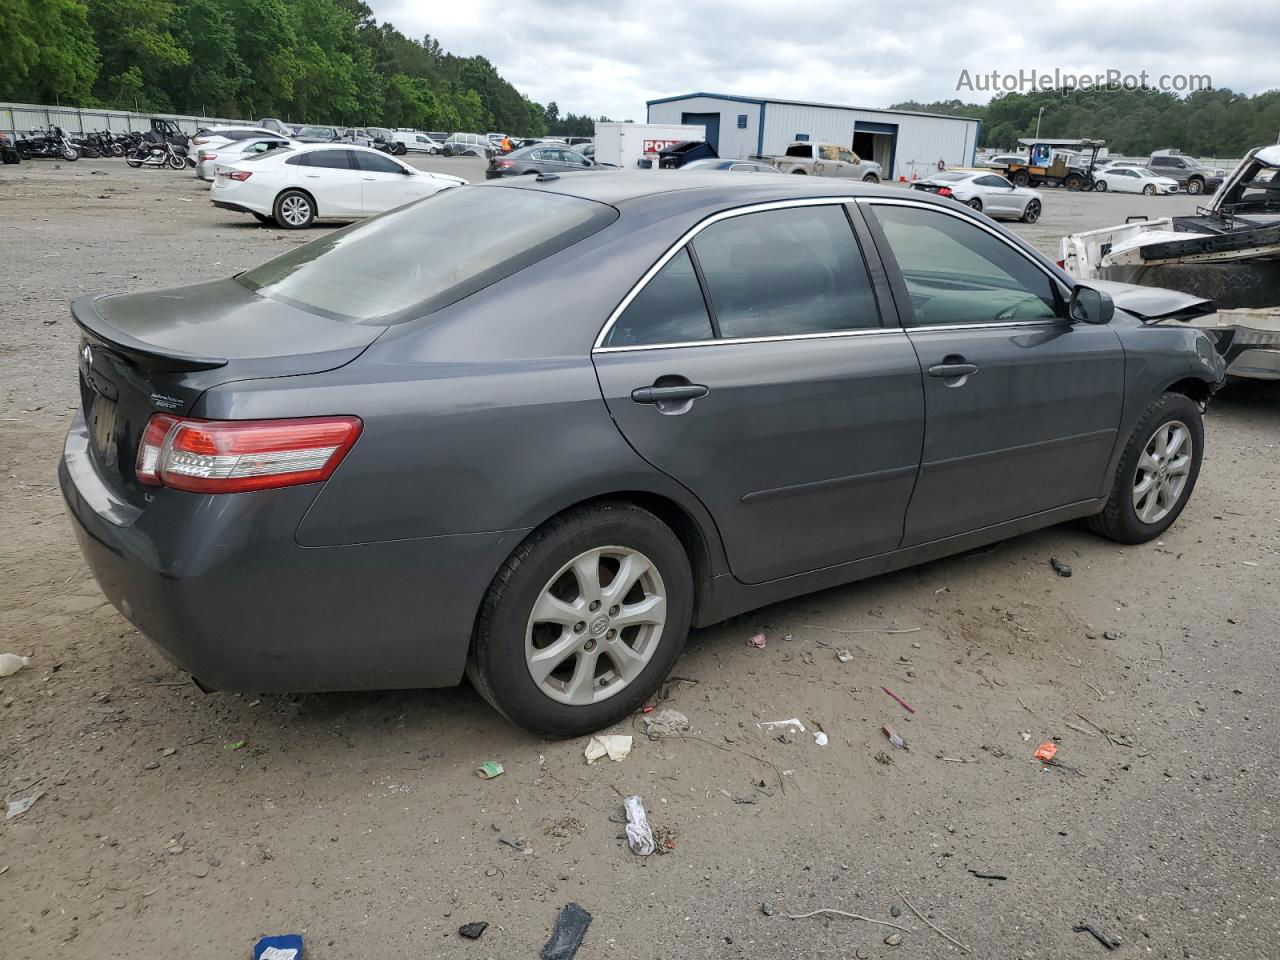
[{"xmin": 367, "ymin": 0, "xmax": 1278, "ymax": 120}]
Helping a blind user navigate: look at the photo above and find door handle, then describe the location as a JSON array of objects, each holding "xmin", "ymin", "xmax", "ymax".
[
  {"xmin": 928, "ymin": 362, "xmax": 978, "ymax": 378},
  {"xmin": 631, "ymin": 384, "xmax": 709, "ymax": 404},
  {"xmin": 361, "ymin": 176, "xmax": 376, "ymax": 181}
]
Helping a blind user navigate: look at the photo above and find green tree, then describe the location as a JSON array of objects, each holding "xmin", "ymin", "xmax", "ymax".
[
  {"xmin": 0, "ymin": 0, "xmax": 98, "ymax": 104},
  {"xmin": 87, "ymin": 0, "xmax": 189, "ymax": 109}
]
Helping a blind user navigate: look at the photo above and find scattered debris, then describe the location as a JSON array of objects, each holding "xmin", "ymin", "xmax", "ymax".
[
  {"xmin": 813, "ymin": 732, "xmax": 829, "ymax": 747},
  {"xmin": 584, "ymin": 735, "xmax": 632, "ymax": 764},
  {"xmin": 760, "ymin": 901, "xmax": 776, "ymax": 916},
  {"xmin": 874, "ymin": 750, "xmax": 894, "ymax": 765},
  {"xmin": 746, "ymin": 633, "xmax": 767, "ymax": 649},
  {"xmin": 895, "ymin": 888, "xmax": 972, "ymax": 953},
  {"xmin": 0, "ymin": 653, "xmax": 31, "ymax": 677},
  {"xmin": 881, "ymin": 686, "xmax": 915, "ymax": 714},
  {"xmin": 836, "ymin": 648, "xmax": 854, "ymax": 663},
  {"xmin": 6, "ymin": 788, "xmax": 45, "ymax": 820},
  {"xmin": 223, "ymin": 739, "xmax": 246, "ymax": 751},
  {"xmin": 540, "ymin": 902, "xmax": 592, "ymax": 960},
  {"xmin": 253, "ymin": 934, "xmax": 304, "ymax": 960},
  {"xmin": 652, "ymin": 823, "xmax": 677, "ymax": 853},
  {"xmin": 1020, "ymin": 731, "xmax": 1032, "ymax": 741},
  {"xmin": 1033, "ymin": 742, "xmax": 1058, "ymax": 762},
  {"xmin": 967, "ymin": 869, "xmax": 1008, "ymax": 880},
  {"xmin": 757, "ymin": 718, "xmax": 806, "ymax": 734},
  {"xmin": 885, "ymin": 932, "xmax": 903, "ymax": 946},
  {"xmin": 938, "ymin": 756, "xmax": 978, "ymax": 763},
  {"xmin": 642, "ymin": 709, "xmax": 690, "ymax": 738},
  {"xmin": 1042, "ymin": 757, "xmax": 1085, "ymax": 777},
  {"xmin": 498, "ymin": 835, "xmax": 530, "ymax": 853},
  {"xmin": 475, "ymin": 761, "xmax": 505, "ymax": 779},
  {"xmin": 890, "ymin": 905, "xmax": 901, "ymax": 917},
  {"xmin": 1073, "ymin": 921, "xmax": 1122, "ymax": 950},
  {"xmin": 803, "ymin": 624, "xmax": 921, "ymax": 636},
  {"xmin": 783, "ymin": 908, "xmax": 912, "ymax": 933},
  {"xmin": 623, "ymin": 795, "xmax": 655, "ymax": 855},
  {"xmin": 458, "ymin": 922, "xmax": 488, "ymax": 940},
  {"xmin": 883, "ymin": 725, "xmax": 909, "ymax": 751},
  {"xmin": 1050, "ymin": 557, "xmax": 1073, "ymax": 577}
]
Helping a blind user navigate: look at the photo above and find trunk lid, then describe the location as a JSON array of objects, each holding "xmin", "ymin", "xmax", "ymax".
[{"xmin": 72, "ymin": 278, "xmax": 383, "ymax": 505}]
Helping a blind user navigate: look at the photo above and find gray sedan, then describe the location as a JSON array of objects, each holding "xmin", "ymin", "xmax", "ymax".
[
  {"xmin": 486, "ymin": 144, "xmax": 597, "ymax": 179},
  {"xmin": 60, "ymin": 174, "xmax": 1223, "ymax": 735},
  {"xmin": 911, "ymin": 171, "xmax": 1043, "ymax": 222},
  {"xmin": 194, "ymin": 136, "xmax": 294, "ymax": 181}
]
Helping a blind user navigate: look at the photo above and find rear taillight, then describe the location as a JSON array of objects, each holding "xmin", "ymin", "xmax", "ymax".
[
  {"xmin": 135, "ymin": 415, "xmax": 362, "ymax": 493},
  {"xmin": 226, "ymin": 170, "xmax": 252, "ymax": 181},
  {"xmin": 494, "ymin": 159, "xmax": 512, "ymax": 168},
  {"xmin": 938, "ymin": 186, "xmax": 953, "ymax": 197},
  {"xmin": 199, "ymin": 152, "xmax": 216, "ymax": 161}
]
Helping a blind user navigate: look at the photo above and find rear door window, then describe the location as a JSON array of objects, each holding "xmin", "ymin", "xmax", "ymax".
[
  {"xmin": 691, "ymin": 206, "xmax": 880, "ymax": 338},
  {"xmin": 602, "ymin": 249, "xmax": 713, "ymax": 347}
]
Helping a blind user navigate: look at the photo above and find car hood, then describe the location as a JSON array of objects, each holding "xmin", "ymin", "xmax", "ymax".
[{"xmin": 1086, "ymin": 279, "xmax": 1215, "ymax": 321}]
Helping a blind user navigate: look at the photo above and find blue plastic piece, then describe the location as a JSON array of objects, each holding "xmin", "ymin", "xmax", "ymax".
[{"xmin": 253, "ymin": 934, "xmax": 304, "ymax": 960}]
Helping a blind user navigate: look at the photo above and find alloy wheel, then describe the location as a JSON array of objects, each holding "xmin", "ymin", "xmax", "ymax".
[
  {"xmin": 280, "ymin": 195, "xmax": 311, "ymax": 226},
  {"xmin": 1132, "ymin": 420, "xmax": 1192, "ymax": 525},
  {"xmin": 524, "ymin": 546, "xmax": 666, "ymax": 706}
]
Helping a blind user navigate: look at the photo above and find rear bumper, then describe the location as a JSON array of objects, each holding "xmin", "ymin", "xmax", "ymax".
[{"xmin": 59, "ymin": 413, "xmax": 524, "ymax": 692}]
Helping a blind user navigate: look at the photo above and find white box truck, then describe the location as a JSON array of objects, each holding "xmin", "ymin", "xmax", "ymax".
[{"xmin": 593, "ymin": 122, "xmax": 705, "ymax": 170}]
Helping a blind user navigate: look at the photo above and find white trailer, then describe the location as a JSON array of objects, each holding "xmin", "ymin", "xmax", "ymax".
[{"xmin": 593, "ymin": 122, "xmax": 705, "ymax": 170}]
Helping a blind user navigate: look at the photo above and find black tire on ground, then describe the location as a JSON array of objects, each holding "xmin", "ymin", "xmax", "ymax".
[
  {"xmin": 1095, "ymin": 180, "xmax": 1108, "ymax": 192},
  {"xmin": 1143, "ymin": 184, "xmax": 1156, "ymax": 195},
  {"xmin": 1064, "ymin": 173, "xmax": 1084, "ymax": 191},
  {"xmin": 1010, "ymin": 169, "xmax": 1030, "ymax": 187},
  {"xmin": 862, "ymin": 173, "xmax": 879, "ymax": 183},
  {"xmin": 1087, "ymin": 392, "xmax": 1204, "ymax": 544},
  {"xmin": 272, "ymin": 189, "xmax": 315, "ymax": 229},
  {"xmin": 790, "ymin": 169, "xmax": 807, "ymax": 174},
  {"xmin": 252, "ymin": 212, "xmax": 274, "ymax": 224},
  {"xmin": 394, "ymin": 142, "xmax": 407, "ymax": 155},
  {"xmin": 1186, "ymin": 178, "xmax": 1204, "ymax": 195},
  {"xmin": 467, "ymin": 502, "xmax": 693, "ymax": 737},
  {"xmin": 967, "ymin": 197, "xmax": 982, "ymax": 211},
  {"xmin": 1021, "ymin": 199, "xmax": 1041, "ymax": 223},
  {"xmin": 62, "ymin": 146, "xmax": 78, "ymax": 161}
]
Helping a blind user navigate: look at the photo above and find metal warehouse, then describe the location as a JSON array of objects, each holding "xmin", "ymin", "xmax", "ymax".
[{"xmin": 647, "ymin": 93, "xmax": 981, "ymax": 180}]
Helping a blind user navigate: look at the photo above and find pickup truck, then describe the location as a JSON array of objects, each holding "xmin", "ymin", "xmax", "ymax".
[{"xmin": 759, "ymin": 142, "xmax": 882, "ymax": 182}]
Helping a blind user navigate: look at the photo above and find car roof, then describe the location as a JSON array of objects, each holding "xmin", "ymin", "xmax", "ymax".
[{"xmin": 481, "ymin": 170, "xmax": 938, "ymax": 208}]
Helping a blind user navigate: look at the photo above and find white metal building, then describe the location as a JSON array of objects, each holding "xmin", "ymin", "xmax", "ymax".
[{"xmin": 646, "ymin": 93, "xmax": 981, "ymax": 180}]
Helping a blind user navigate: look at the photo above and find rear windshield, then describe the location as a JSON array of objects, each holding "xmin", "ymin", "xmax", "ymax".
[
  {"xmin": 931, "ymin": 172, "xmax": 968, "ymax": 182},
  {"xmin": 238, "ymin": 186, "xmax": 618, "ymax": 323}
]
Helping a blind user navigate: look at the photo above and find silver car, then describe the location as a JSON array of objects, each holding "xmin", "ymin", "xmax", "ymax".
[
  {"xmin": 195, "ymin": 137, "xmax": 294, "ymax": 182},
  {"xmin": 911, "ymin": 171, "xmax": 1042, "ymax": 222}
]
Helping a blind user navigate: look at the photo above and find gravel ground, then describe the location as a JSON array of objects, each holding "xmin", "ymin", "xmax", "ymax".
[{"xmin": 1, "ymin": 157, "xmax": 1277, "ymax": 960}]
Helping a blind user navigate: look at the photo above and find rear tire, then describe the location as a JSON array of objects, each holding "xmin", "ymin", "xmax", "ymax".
[
  {"xmin": 467, "ymin": 502, "xmax": 693, "ymax": 737},
  {"xmin": 1087, "ymin": 393, "xmax": 1203, "ymax": 544},
  {"xmin": 273, "ymin": 189, "xmax": 315, "ymax": 229},
  {"xmin": 967, "ymin": 197, "xmax": 983, "ymax": 212}
]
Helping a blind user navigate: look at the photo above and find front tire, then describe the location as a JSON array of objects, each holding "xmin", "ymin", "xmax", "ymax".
[
  {"xmin": 1021, "ymin": 199, "xmax": 1041, "ymax": 223},
  {"xmin": 1143, "ymin": 184, "xmax": 1156, "ymax": 196},
  {"xmin": 1088, "ymin": 393, "xmax": 1203, "ymax": 544},
  {"xmin": 62, "ymin": 146, "xmax": 78, "ymax": 161},
  {"xmin": 1186, "ymin": 178, "xmax": 1204, "ymax": 195},
  {"xmin": 467, "ymin": 502, "xmax": 693, "ymax": 737},
  {"xmin": 862, "ymin": 173, "xmax": 880, "ymax": 183},
  {"xmin": 1094, "ymin": 180, "xmax": 1108, "ymax": 192},
  {"xmin": 1010, "ymin": 169, "xmax": 1030, "ymax": 187},
  {"xmin": 273, "ymin": 189, "xmax": 315, "ymax": 229}
]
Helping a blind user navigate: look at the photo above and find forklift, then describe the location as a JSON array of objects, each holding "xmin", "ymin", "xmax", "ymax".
[{"xmin": 1003, "ymin": 139, "xmax": 1105, "ymax": 191}]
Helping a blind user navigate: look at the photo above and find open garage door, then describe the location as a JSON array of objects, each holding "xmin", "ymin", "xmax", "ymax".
[
  {"xmin": 853, "ymin": 121, "xmax": 897, "ymax": 179},
  {"xmin": 681, "ymin": 112, "xmax": 720, "ymax": 154}
]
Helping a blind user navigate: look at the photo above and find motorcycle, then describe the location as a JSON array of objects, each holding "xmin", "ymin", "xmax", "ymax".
[
  {"xmin": 15, "ymin": 126, "xmax": 79, "ymax": 161},
  {"xmin": 126, "ymin": 139, "xmax": 187, "ymax": 170},
  {"xmin": 0, "ymin": 133, "xmax": 20, "ymax": 165}
]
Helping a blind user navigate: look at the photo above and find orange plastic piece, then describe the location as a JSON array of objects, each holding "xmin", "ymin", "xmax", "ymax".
[{"xmin": 1033, "ymin": 742, "xmax": 1057, "ymax": 762}]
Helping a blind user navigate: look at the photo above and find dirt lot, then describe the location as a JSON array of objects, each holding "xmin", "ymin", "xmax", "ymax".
[{"xmin": 1, "ymin": 157, "xmax": 1277, "ymax": 960}]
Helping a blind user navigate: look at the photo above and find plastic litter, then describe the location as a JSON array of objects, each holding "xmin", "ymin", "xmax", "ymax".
[
  {"xmin": 881, "ymin": 686, "xmax": 915, "ymax": 714},
  {"xmin": 746, "ymin": 633, "xmax": 767, "ymax": 649},
  {"xmin": 813, "ymin": 732, "xmax": 829, "ymax": 747},
  {"xmin": 642, "ymin": 708, "xmax": 689, "ymax": 738},
  {"xmin": 6, "ymin": 788, "xmax": 45, "ymax": 820},
  {"xmin": 1033, "ymin": 741, "xmax": 1058, "ymax": 762},
  {"xmin": 757, "ymin": 718, "xmax": 806, "ymax": 734},
  {"xmin": 623, "ymin": 794, "xmax": 655, "ymax": 855},
  {"xmin": 475, "ymin": 761, "xmax": 505, "ymax": 779},
  {"xmin": 836, "ymin": 648, "xmax": 853, "ymax": 662},
  {"xmin": 540, "ymin": 902, "xmax": 592, "ymax": 960},
  {"xmin": 223, "ymin": 739, "xmax": 246, "ymax": 751},
  {"xmin": 584, "ymin": 735, "xmax": 632, "ymax": 764},
  {"xmin": 0, "ymin": 654, "xmax": 31, "ymax": 677},
  {"xmin": 253, "ymin": 934, "xmax": 304, "ymax": 960},
  {"xmin": 882, "ymin": 724, "xmax": 909, "ymax": 750},
  {"xmin": 458, "ymin": 922, "xmax": 488, "ymax": 940}
]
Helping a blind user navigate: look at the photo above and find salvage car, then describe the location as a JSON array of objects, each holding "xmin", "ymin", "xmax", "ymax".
[
  {"xmin": 209, "ymin": 143, "xmax": 465, "ymax": 227},
  {"xmin": 195, "ymin": 136, "xmax": 295, "ymax": 182},
  {"xmin": 61, "ymin": 173, "xmax": 1224, "ymax": 736},
  {"xmin": 1063, "ymin": 144, "xmax": 1280, "ymax": 380},
  {"xmin": 910, "ymin": 171, "xmax": 1041, "ymax": 222},
  {"xmin": 1092, "ymin": 166, "xmax": 1180, "ymax": 195},
  {"xmin": 760, "ymin": 141, "xmax": 882, "ymax": 182},
  {"xmin": 486, "ymin": 144, "xmax": 597, "ymax": 179}
]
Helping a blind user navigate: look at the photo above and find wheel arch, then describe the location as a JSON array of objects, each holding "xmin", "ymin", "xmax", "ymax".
[{"xmin": 1163, "ymin": 375, "xmax": 1214, "ymax": 408}]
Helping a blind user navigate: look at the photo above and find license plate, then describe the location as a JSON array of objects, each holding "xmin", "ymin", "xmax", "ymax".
[{"xmin": 89, "ymin": 396, "xmax": 118, "ymax": 460}]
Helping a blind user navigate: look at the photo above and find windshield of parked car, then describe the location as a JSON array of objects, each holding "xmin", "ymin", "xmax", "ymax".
[
  {"xmin": 1133, "ymin": 168, "xmax": 1159, "ymax": 178},
  {"xmin": 238, "ymin": 187, "xmax": 619, "ymax": 323},
  {"xmin": 297, "ymin": 126, "xmax": 332, "ymax": 138}
]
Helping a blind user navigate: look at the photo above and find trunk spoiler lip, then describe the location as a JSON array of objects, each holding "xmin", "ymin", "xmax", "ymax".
[{"xmin": 71, "ymin": 295, "xmax": 228, "ymax": 371}]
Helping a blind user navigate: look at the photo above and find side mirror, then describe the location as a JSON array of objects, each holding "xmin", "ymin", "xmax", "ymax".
[{"xmin": 1069, "ymin": 285, "xmax": 1115, "ymax": 324}]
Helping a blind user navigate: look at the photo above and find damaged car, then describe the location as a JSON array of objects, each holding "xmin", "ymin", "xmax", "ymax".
[{"xmin": 1063, "ymin": 145, "xmax": 1280, "ymax": 380}]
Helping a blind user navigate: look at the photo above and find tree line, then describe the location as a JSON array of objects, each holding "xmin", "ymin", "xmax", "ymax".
[
  {"xmin": 0, "ymin": 0, "xmax": 609, "ymax": 136},
  {"xmin": 892, "ymin": 87, "xmax": 1280, "ymax": 159}
]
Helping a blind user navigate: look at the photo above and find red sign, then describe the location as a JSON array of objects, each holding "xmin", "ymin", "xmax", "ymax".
[{"xmin": 642, "ymin": 138, "xmax": 685, "ymax": 152}]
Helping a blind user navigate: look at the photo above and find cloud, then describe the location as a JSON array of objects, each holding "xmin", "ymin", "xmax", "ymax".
[{"xmin": 368, "ymin": 0, "xmax": 1279, "ymax": 120}]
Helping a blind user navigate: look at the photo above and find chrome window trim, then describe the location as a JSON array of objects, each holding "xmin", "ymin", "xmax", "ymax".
[
  {"xmin": 855, "ymin": 195, "xmax": 1070, "ymax": 294},
  {"xmin": 591, "ymin": 195, "xmax": 868, "ymax": 353},
  {"xmin": 594, "ymin": 326, "xmax": 901, "ymax": 354}
]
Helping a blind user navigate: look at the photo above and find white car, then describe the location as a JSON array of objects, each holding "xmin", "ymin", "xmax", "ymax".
[
  {"xmin": 979, "ymin": 153, "xmax": 1027, "ymax": 169},
  {"xmin": 195, "ymin": 136, "xmax": 296, "ymax": 182},
  {"xmin": 910, "ymin": 171, "xmax": 1043, "ymax": 222},
  {"xmin": 210, "ymin": 143, "xmax": 467, "ymax": 228},
  {"xmin": 392, "ymin": 131, "xmax": 445, "ymax": 155},
  {"xmin": 190, "ymin": 126, "xmax": 281, "ymax": 152},
  {"xmin": 1093, "ymin": 167, "xmax": 1180, "ymax": 195}
]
